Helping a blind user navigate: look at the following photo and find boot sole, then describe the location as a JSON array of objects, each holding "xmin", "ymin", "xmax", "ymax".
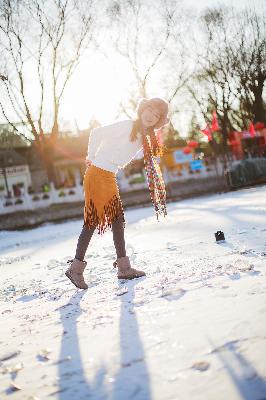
[
  {"xmin": 118, "ymin": 274, "xmax": 146, "ymax": 280},
  {"xmin": 65, "ymin": 271, "xmax": 88, "ymax": 290}
]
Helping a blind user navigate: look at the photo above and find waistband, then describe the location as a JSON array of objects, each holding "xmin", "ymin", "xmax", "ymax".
[
  {"xmin": 89, "ymin": 164, "xmax": 116, "ymax": 177},
  {"xmin": 91, "ymin": 159, "xmax": 118, "ymax": 174}
]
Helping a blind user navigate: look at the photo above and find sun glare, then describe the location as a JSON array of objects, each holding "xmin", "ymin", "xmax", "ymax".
[{"xmin": 61, "ymin": 52, "xmax": 134, "ymax": 130}]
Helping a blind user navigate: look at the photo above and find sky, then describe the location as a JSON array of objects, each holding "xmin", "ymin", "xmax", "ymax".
[
  {"xmin": 58, "ymin": 0, "xmax": 257, "ymax": 133},
  {"xmin": 185, "ymin": 0, "xmax": 254, "ymax": 8},
  {"xmin": 0, "ymin": 0, "xmax": 261, "ymax": 137}
]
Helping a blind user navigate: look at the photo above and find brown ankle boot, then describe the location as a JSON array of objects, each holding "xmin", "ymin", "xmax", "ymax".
[
  {"xmin": 65, "ymin": 258, "xmax": 88, "ymax": 289},
  {"xmin": 113, "ymin": 256, "xmax": 146, "ymax": 280}
]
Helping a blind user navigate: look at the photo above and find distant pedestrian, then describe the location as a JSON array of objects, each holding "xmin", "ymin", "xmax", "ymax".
[
  {"xmin": 13, "ymin": 184, "xmax": 21, "ymax": 197},
  {"xmin": 65, "ymin": 97, "xmax": 169, "ymax": 289}
]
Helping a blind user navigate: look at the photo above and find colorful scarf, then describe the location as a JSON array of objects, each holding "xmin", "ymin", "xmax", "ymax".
[{"xmin": 135, "ymin": 120, "xmax": 168, "ymax": 220}]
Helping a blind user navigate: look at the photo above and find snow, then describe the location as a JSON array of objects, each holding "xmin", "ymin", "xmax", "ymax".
[{"xmin": 0, "ymin": 185, "xmax": 266, "ymax": 400}]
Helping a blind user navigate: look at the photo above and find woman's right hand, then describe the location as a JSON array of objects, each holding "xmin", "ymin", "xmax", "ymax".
[{"xmin": 85, "ymin": 158, "xmax": 92, "ymax": 168}]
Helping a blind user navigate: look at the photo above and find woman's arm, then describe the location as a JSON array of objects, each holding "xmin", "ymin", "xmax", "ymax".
[
  {"xmin": 87, "ymin": 128, "xmax": 101, "ymax": 161},
  {"xmin": 84, "ymin": 129, "xmax": 95, "ymax": 168},
  {"xmin": 85, "ymin": 127, "xmax": 104, "ymax": 166}
]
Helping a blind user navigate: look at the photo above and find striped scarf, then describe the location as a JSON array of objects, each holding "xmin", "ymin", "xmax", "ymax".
[{"xmin": 131, "ymin": 119, "xmax": 167, "ymax": 220}]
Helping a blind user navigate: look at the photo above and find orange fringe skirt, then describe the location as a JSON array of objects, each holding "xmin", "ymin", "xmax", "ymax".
[{"xmin": 83, "ymin": 165, "xmax": 126, "ymax": 235}]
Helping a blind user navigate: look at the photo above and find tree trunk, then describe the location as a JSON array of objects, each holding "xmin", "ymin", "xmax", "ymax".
[
  {"xmin": 252, "ymin": 77, "xmax": 266, "ymax": 124},
  {"xmin": 34, "ymin": 140, "xmax": 57, "ymax": 185}
]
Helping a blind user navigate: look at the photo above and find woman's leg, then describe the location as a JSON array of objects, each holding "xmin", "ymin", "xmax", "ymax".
[
  {"xmin": 75, "ymin": 224, "xmax": 95, "ymax": 261},
  {"xmin": 112, "ymin": 214, "xmax": 146, "ymax": 279},
  {"xmin": 111, "ymin": 214, "xmax": 126, "ymax": 258}
]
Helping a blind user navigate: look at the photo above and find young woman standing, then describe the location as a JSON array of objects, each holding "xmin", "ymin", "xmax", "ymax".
[{"xmin": 65, "ymin": 97, "xmax": 169, "ymax": 289}]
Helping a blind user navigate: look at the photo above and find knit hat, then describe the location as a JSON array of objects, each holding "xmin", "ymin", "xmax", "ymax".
[{"xmin": 136, "ymin": 97, "xmax": 170, "ymax": 129}]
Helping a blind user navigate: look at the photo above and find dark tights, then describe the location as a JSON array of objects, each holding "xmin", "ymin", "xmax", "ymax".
[{"xmin": 75, "ymin": 214, "xmax": 126, "ymax": 261}]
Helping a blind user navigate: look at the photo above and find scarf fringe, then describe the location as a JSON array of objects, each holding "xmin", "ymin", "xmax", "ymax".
[
  {"xmin": 84, "ymin": 194, "xmax": 126, "ymax": 235},
  {"xmin": 131, "ymin": 119, "xmax": 167, "ymax": 220},
  {"xmin": 143, "ymin": 150, "xmax": 167, "ymax": 220}
]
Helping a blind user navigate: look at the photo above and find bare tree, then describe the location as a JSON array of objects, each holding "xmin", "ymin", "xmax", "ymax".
[
  {"xmin": 104, "ymin": 0, "xmax": 191, "ymax": 121},
  {"xmin": 188, "ymin": 5, "xmax": 266, "ymax": 173},
  {"xmin": 231, "ymin": 7, "xmax": 266, "ymax": 125},
  {"xmin": 189, "ymin": 5, "xmax": 266, "ymax": 129},
  {"xmin": 0, "ymin": 0, "xmax": 96, "ymax": 181}
]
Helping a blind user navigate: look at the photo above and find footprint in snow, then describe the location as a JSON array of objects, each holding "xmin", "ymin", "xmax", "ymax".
[
  {"xmin": 160, "ymin": 287, "xmax": 186, "ymax": 301},
  {"xmin": 166, "ymin": 242, "xmax": 177, "ymax": 251},
  {"xmin": 191, "ymin": 361, "xmax": 210, "ymax": 372},
  {"xmin": 228, "ymin": 273, "xmax": 241, "ymax": 280}
]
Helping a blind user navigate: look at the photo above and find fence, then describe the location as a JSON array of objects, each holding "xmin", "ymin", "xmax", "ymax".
[
  {"xmin": 0, "ymin": 161, "xmax": 224, "ymax": 216},
  {"xmin": 225, "ymin": 157, "xmax": 266, "ymax": 188},
  {"xmin": 0, "ymin": 182, "xmax": 84, "ymax": 215}
]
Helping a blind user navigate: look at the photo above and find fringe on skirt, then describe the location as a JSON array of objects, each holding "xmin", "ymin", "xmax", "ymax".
[{"xmin": 83, "ymin": 164, "xmax": 126, "ymax": 235}]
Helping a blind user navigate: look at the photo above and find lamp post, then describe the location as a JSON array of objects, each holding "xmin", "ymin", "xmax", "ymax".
[
  {"xmin": 0, "ymin": 74, "xmax": 11, "ymax": 197},
  {"xmin": 0, "ymin": 155, "xmax": 10, "ymax": 197}
]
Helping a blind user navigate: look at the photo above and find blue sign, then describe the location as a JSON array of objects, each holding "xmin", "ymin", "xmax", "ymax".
[
  {"xmin": 190, "ymin": 160, "xmax": 202, "ymax": 170},
  {"xmin": 173, "ymin": 150, "xmax": 193, "ymax": 164}
]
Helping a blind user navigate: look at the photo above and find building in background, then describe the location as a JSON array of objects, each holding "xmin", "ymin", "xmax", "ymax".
[
  {"xmin": 0, "ymin": 149, "xmax": 31, "ymax": 198},
  {"xmin": 1, "ymin": 120, "xmax": 265, "ymax": 198},
  {"xmin": 228, "ymin": 125, "xmax": 266, "ymax": 160}
]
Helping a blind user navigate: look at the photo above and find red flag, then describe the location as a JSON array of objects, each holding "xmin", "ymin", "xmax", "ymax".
[
  {"xmin": 211, "ymin": 111, "xmax": 219, "ymax": 131},
  {"xmin": 183, "ymin": 146, "xmax": 192, "ymax": 154},
  {"xmin": 187, "ymin": 140, "xmax": 199, "ymax": 148},
  {"xmin": 249, "ymin": 122, "xmax": 255, "ymax": 137},
  {"xmin": 254, "ymin": 121, "xmax": 265, "ymax": 130},
  {"xmin": 200, "ymin": 125, "xmax": 212, "ymax": 141}
]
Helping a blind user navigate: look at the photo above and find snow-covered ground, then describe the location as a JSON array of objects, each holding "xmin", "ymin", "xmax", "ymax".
[{"xmin": 0, "ymin": 185, "xmax": 266, "ymax": 400}]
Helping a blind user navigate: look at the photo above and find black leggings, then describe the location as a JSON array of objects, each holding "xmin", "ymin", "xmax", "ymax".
[{"xmin": 75, "ymin": 214, "xmax": 126, "ymax": 261}]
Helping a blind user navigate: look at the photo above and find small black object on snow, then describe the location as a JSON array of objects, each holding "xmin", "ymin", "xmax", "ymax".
[{"xmin": 215, "ymin": 231, "xmax": 225, "ymax": 242}]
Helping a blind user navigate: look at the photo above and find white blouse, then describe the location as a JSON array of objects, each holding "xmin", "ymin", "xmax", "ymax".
[{"xmin": 87, "ymin": 119, "xmax": 143, "ymax": 173}]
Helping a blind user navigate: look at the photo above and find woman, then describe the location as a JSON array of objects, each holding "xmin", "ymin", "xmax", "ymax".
[{"xmin": 65, "ymin": 97, "xmax": 169, "ymax": 289}]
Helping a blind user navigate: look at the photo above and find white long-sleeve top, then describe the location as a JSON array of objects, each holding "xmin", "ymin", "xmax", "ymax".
[{"xmin": 87, "ymin": 119, "xmax": 143, "ymax": 173}]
